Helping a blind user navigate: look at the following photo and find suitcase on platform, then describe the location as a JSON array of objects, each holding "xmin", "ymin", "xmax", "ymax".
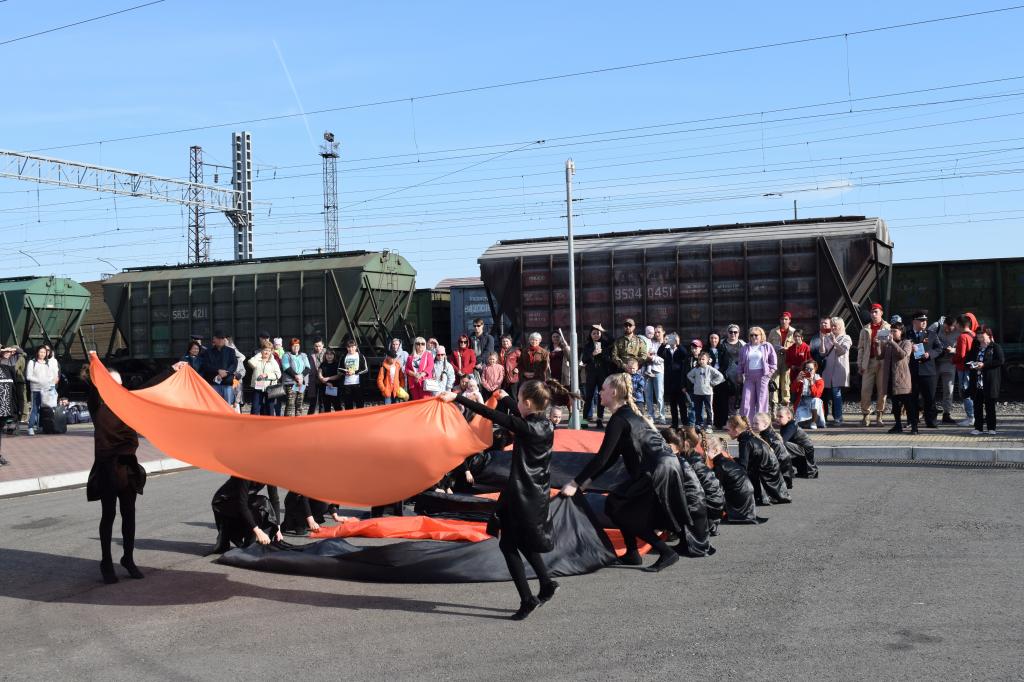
[{"xmin": 39, "ymin": 405, "xmax": 68, "ymax": 434}]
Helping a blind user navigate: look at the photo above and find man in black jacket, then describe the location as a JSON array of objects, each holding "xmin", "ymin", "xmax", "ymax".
[
  {"xmin": 909, "ymin": 311, "xmax": 944, "ymax": 429},
  {"xmin": 199, "ymin": 330, "xmax": 238, "ymax": 404},
  {"xmin": 469, "ymin": 318, "xmax": 495, "ymax": 361},
  {"xmin": 776, "ymin": 405, "xmax": 818, "ymax": 478},
  {"xmin": 664, "ymin": 334, "xmax": 694, "ymax": 429},
  {"xmin": 305, "ymin": 338, "xmax": 327, "ymax": 414}
]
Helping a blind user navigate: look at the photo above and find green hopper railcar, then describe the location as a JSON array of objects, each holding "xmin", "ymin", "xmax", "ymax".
[
  {"xmin": 100, "ymin": 251, "xmax": 417, "ymax": 370},
  {"xmin": 0, "ymin": 276, "xmax": 91, "ymax": 357}
]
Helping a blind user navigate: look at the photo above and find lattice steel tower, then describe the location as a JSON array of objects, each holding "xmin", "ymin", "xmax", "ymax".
[
  {"xmin": 187, "ymin": 145, "xmax": 210, "ymax": 264},
  {"xmin": 320, "ymin": 131, "xmax": 340, "ymax": 252},
  {"xmin": 231, "ymin": 131, "xmax": 254, "ymax": 260}
]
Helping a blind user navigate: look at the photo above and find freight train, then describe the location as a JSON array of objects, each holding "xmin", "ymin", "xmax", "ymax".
[{"xmin": 5, "ymin": 217, "xmax": 1020, "ymax": 395}]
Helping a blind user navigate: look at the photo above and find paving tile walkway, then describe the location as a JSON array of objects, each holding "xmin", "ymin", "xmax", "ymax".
[{"xmin": 0, "ymin": 424, "xmax": 171, "ymax": 485}]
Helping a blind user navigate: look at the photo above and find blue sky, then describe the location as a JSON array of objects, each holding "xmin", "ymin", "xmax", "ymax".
[{"xmin": 2, "ymin": 1, "xmax": 1023, "ymax": 286}]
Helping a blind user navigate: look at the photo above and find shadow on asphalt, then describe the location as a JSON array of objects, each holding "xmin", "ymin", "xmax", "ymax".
[{"xmin": 0, "ymin": 548, "xmax": 511, "ymax": 619}]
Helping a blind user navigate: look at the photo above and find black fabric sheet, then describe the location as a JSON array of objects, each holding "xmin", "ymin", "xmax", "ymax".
[
  {"xmin": 218, "ymin": 495, "xmax": 617, "ymax": 583},
  {"xmin": 475, "ymin": 449, "xmax": 628, "ymax": 493}
]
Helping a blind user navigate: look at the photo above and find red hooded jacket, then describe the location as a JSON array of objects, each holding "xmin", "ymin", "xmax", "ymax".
[{"xmin": 953, "ymin": 312, "xmax": 978, "ymax": 371}]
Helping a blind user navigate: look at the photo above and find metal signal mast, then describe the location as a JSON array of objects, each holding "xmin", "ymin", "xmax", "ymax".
[
  {"xmin": 320, "ymin": 131, "xmax": 340, "ymax": 252},
  {"xmin": 0, "ymin": 130, "xmax": 256, "ymax": 263}
]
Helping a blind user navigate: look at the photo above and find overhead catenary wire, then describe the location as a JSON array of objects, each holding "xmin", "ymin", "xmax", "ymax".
[
  {"xmin": 21, "ymin": 5, "xmax": 1024, "ymax": 153},
  {"xmin": 0, "ymin": 0, "xmax": 166, "ymax": 47}
]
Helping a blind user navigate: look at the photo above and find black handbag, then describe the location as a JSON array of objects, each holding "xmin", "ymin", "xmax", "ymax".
[{"xmin": 266, "ymin": 383, "xmax": 286, "ymax": 400}]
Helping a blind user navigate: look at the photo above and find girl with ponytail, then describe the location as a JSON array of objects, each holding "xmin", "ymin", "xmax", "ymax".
[
  {"xmin": 667, "ymin": 428, "xmax": 726, "ymax": 538},
  {"xmin": 703, "ymin": 435, "xmax": 759, "ymax": 524},
  {"xmin": 726, "ymin": 415, "xmax": 791, "ymax": 506},
  {"xmin": 561, "ymin": 372, "xmax": 702, "ymax": 571},
  {"xmin": 441, "ymin": 379, "xmax": 578, "ymax": 621}
]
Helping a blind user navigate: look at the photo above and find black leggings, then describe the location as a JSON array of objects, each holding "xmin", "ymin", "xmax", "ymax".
[
  {"xmin": 584, "ymin": 372, "xmax": 605, "ymax": 422},
  {"xmin": 621, "ymin": 527, "xmax": 672, "ymax": 556},
  {"xmin": 498, "ymin": 534, "xmax": 552, "ymax": 603},
  {"xmin": 99, "ymin": 489, "xmax": 137, "ymax": 564}
]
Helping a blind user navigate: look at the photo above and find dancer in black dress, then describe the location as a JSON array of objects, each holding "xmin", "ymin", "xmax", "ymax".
[
  {"xmin": 210, "ymin": 476, "xmax": 283, "ymax": 552},
  {"xmin": 754, "ymin": 412, "xmax": 795, "ymax": 489},
  {"xmin": 703, "ymin": 434, "xmax": 759, "ymax": 524},
  {"xmin": 674, "ymin": 428, "xmax": 726, "ymax": 536},
  {"xmin": 659, "ymin": 428, "xmax": 715, "ymax": 555},
  {"xmin": 728, "ymin": 415, "xmax": 791, "ymax": 505},
  {"xmin": 441, "ymin": 379, "xmax": 577, "ymax": 620},
  {"xmin": 560, "ymin": 373, "xmax": 695, "ymax": 573},
  {"xmin": 83, "ymin": 360, "xmax": 183, "ymax": 583}
]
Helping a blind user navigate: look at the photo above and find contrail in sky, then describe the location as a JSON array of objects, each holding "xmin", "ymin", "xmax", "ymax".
[{"xmin": 272, "ymin": 39, "xmax": 317, "ymax": 153}]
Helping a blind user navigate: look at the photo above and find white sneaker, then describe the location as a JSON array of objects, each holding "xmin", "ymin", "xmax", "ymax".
[
  {"xmin": 27, "ymin": 427, "xmax": 34, "ymax": 436},
  {"xmin": 969, "ymin": 429, "xmax": 982, "ymax": 435},
  {"xmin": 957, "ymin": 419, "xmax": 974, "ymax": 427},
  {"xmin": 989, "ymin": 430, "xmax": 998, "ymax": 435},
  {"xmin": 810, "ymin": 424, "xmax": 818, "ymax": 430}
]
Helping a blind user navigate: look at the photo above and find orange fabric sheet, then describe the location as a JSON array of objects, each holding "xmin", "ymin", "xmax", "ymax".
[
  {"xmin": 311, "ymin": 516, "xmax": 491, "ymax": 542},
  {"xmin": 88, "ymin": 353, "xmax": 495, "ymax": 507}
]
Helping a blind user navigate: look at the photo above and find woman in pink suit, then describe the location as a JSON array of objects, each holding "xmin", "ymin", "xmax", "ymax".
[
  {"xmin": 404, "ymin": 337, "xmax": 435, "ymax": 400},
  {"xmin": 738, "ymin": 326, "xmax": 777, "ymax": 421}
]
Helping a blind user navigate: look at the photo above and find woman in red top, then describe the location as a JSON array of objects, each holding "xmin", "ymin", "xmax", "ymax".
[
  {"xmin": 784, "ymin": 329, "xmax": 812, "ymax": 389},
  {"xmin": 451, "ymin": 334, "xmax": 477, "ymax": 381}
]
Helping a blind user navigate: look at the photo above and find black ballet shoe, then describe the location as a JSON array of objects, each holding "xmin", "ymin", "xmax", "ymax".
[
  {"xmin": 511, "ymin": 597, "xmax": 540, "ymax": 621},
  {"xmin": 642, "ymin": 551, "xmax": 680, "ymax": 573},
  {"xmin": 618, "ymin": 550, "xmax": 643, "ymax": 566},
  {"xmin": 120, "ymin": 557, "xmax": 144, "ymax": 579},
  {"xmin": 538, "ymin": 580, "xmax": 559, "ymax": 604},
  {"xmin": 100, "ymin": 561, "xmax": 118, "ymax": 584},
  {"xmin": 206, "ymin": 543, "xmax": 232, "ymax": 556}
]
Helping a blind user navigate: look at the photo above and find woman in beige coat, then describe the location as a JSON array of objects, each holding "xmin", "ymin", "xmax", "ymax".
[
  {"xmin": 880, "ymin": 323, "xmax": 915, "ymax": 434},
  {"xmin": 821, "ymin": 317, "xmax": 853, "ymax": 426}
]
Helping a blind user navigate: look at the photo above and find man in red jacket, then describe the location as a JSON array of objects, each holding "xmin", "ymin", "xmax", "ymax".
[{"xmin": 952, "ymin": 313, "xmax": 978, "ymax": 427}]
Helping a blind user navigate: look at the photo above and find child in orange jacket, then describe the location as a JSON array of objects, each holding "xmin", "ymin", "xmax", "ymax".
[{"xmin": 377, "ymin": 350, "xmax": 406, "ymax": 404}]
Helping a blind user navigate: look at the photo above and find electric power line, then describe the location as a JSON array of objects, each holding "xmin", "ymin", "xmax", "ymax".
[
  {"xmin": 0, "ymin": 0, "xmax": 166, "ymax": 48},
  {"xmin": 22, "ymin": 5, "xmax": 1024, "ymax": 153}
]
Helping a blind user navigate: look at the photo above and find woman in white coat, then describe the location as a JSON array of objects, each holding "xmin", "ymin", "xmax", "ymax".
[
  {"xmin": 820, "ymin": 317, "xmax": 853, "ymax": 426},
  {"xmin": 25, "ymin": 346, "xmax": 59, "ymax": 435}
]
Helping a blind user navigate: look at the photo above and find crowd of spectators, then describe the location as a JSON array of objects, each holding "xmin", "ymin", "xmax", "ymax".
[{"xmin": 170, "ymin": 305, "xmax": 1004, "ymax": 439}]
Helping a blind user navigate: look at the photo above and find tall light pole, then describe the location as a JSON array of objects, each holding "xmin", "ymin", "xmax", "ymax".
[{"xmin": 565, "ymin": 159, "xmax": 581, "ymax": 429}]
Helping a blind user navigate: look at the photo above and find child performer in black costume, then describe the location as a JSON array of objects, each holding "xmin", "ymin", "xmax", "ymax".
[
  {"xmin": 440, "ymin": 379, "xmax": 578, "ymax": 621},
  {"xmin": 560, "ymin": 372, "xmax": 694, "ymax": 573}
]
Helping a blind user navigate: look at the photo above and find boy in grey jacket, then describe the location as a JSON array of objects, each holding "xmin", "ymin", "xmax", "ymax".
[{"xmin": 687, "ymin": 352, "xmax": 725, "ymax": 432}]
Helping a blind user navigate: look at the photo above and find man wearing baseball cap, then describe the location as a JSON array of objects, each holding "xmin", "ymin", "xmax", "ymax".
[{"xmin": 857, "ymin": 303, "xmax": 890, "ymax": 426}]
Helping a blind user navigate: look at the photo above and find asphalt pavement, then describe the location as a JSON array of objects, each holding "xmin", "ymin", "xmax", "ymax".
[{"xmin": 1, "ymin": 465, "xmax": 1022, "ymax": 681}]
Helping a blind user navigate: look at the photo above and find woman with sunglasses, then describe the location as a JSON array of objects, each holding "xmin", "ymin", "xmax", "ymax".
[
  {"xmin": 738, "ymin": 327, "xmax": 777, "ymax": 422},
  {"xmin": 451, "ymin": 334, "xmax": 477, "ymax": 383},
  {"xmin": 722, "ymin": 324, "xmax": 746, "ymax": 418},
  {"xmin": 404, "ymin": 337, "xmax": 435, "ymax": 400}
]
